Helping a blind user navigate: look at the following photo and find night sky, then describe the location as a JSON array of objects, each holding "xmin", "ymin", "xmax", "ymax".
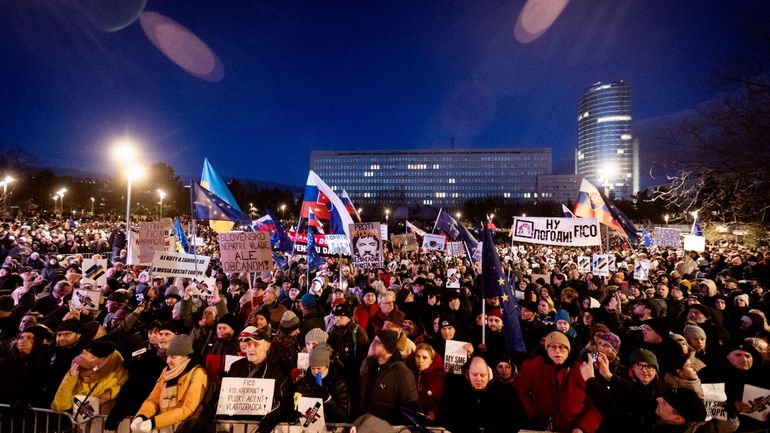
[{"xmin": 1, "ymin": 1, "xmax": 768, "ymax": 188}]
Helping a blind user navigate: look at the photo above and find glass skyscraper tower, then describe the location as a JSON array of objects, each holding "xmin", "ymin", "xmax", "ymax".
[{"xmin": 575, "ymin": 81, "xmax": 639, "ymax": 200}]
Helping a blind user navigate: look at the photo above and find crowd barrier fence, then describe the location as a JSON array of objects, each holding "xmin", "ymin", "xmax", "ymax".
[{"xmin": 0, "ymin": 405, "xmax": 451, "ymax": 433}]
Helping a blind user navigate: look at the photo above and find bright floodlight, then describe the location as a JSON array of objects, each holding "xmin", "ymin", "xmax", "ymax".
[
  {"xmin": 58, "ymin": 188, "xmax": 67, "ymax": 196},
  {"xmin": 112, "ymin": 138, "xmax": 139, "ymax": 162},
  {"xmin": 128, "ymin": 164, "xmax": 147, "ymax": 180},
  {"xmin": 600, "ymin": 162, "xmax": 619, "ymax": 178},
  {"xmin": 158, "ymin": 189, "xmax": 166, "ymax": 199},
  {"xmin": 3, "ymin": 176, "xmax": 12, "ymax": 183}
]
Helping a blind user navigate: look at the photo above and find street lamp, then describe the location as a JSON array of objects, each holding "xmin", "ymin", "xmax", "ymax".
[
  {"xmin": 455, "ymin": 212, "xmax": 461, "ymax": 220},
  {"xmin": 357, "ymin": 208, "xmax": 363, "ymax": 216},
  {"xmin": 91, "ymin": 197, "xmax": 95, "ymax": 215},
  {"xmin": 57, "ymin": 188, "xmax": 67, "ymax": 215},
  {"xmin": 112, "ymin": 138, "xmax": 143, "ymax": 252},
  {"xmin": 664, "ymin": 214, "xmax": 669, "ymax": 226},
  {"xmin": 157, "ymin": 189, "xmax": 166, "ymax": 219},
  {"xmin": 385, "ymin": 208, "xmax": 390, "ymax": 224},
  {"xmin": 0, "ymin": 176, "xmax": 13, "ymax": 214},
  {"xmin": 53, "ymin": 194, "xmax": 60, "ymax": 214},
  {"xmin": 280, "ymin": 203, "xmax": 286, "ymax": 220}
]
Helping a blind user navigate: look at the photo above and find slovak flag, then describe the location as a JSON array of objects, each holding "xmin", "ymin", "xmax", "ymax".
[
  {"xmin": 574, "ymin": 179, "xmax": 638, "ymax": 243},
  {"xmin": 340, "ymin": 189, "xmax": 362, "ymax": 222},
  {"xmin": 254, "ymin": 214, "xmax": 277, "ymax": 233},
  {"xmin": 300, "ymin": 170, "xmax": 354, "ymax": 237},
  {"xmin": 308, "ymin": 208, "xmax": 325, "ymax": 235}
]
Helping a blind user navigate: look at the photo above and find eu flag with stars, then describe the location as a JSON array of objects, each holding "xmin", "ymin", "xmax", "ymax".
[
  {"xmin": 307, "ymin": 224, "xmax": 323, "ymax": 272},
  {"xmin": 481, "ymin": 227, "xmax": 526, "ymax": 354},
  {"xmin": 190, "ymin": 181, "xmax": 251, "ymax": 225}
]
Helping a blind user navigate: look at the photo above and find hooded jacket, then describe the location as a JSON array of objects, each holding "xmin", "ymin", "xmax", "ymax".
[{"xmin": 51, "ymin": 350, "xmax": 129, "ymax": 413}]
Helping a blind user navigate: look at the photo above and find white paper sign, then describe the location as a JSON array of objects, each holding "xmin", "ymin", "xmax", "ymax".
[
  {"xmin": 444, "ymin": 340, "xmax": 468, "ymax": 375},
  {"xmin": 608, "ymin": 255, "xmax": 617, "ymax": 272},
  {"xmin": 703, "ymin": 383, "xmax": 728, "ymax": 421},
  {"xmin": 577, "ymin": 256, "xmax": 591, "ymax": 273},
  {"xmin": 73, "ymin": 394, "xmax": 100, "ymax": 423},
  {"xmin": 512, "ymin": 217, "xmax": 601, "ymax": 246},
  {"xmin": 81, "ymin": 258, "xmax": 108, "ymax": 288},
  {"xmin": 742, "ymin": 384, "xmax": 770, "ymax": 421},
  {"xmin": 683, "ymin": 235, "xmax": 706, "ymax": 252},
  {"xmin": 73, "ymin": 289, "xmax": 101, "ymax": 311},
  {"xmin": 654, "ymin": 228, "xmax": 682, "ymax": 248},
  {"xmin": 297, "ymin": 352, "xmax": 309, "ymax": 370},
  {"xmin": 446, "ymin": 268, "xmax": 461, "ymax": 288},
  {"xmin": 216, "ymin": 377, "xmax": 275, "ymax": 416},
  {"xmin": 634, "ymin": 259, "xmax": 651, "ymax": 281},
  {"xmin": 150, "ymin": 251, "xmax": 211, "ymax": 279},
  {"xmin": 298, "ymin": 396, "xmax": 326, "ymax": 433},
  {"xmin": 380, "ymin": 224, "xmax": 388, "ymax": 241},
  {"xmin": 422, "ymin": 234, "xmax": 446, "ymax": 252},
  {"xmin": 446, "ymin": 241, "xmax": 465, "ymax": 257},
  {"xmin": 325, "ymin": 234, "xmax": 351, "ymax": 255},
  {"xmin": 224, "ymin": 355, "xmax": 244, "ymax": 373},
  {"xmin": 592, "ymin": 254, "xmax": 610, "ymax": 277}
]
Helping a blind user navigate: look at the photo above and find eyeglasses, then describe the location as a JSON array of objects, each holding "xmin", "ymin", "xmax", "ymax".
[
  {"xmin": 634, "ymin": 363, "xmax": 656, "ymax": 372},
  {"xmin": 546, "ymin": 344, "xmax": 569, "ymax": 352}
]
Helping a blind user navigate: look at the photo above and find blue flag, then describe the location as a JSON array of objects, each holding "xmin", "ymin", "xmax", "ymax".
[
  {"xmin": 642, "ymin": 226, "xmax": 653, "ymax": 248},
  {"xmin": 258, "ymin": 208, "xmax": 294, "ymax": 253},
  {"xmin": 173, "ymin": 217, "xmax": 191, "ymax": 253},
  {"xmin": 434, "ymin": 209, "xmax": 479, "ymax": 258},
  {"xmin": 307, "ymin": 224, "xmax": 323, "ymax": 272},
  {"xmin": 481, "ymin": 227, "xmax": 526, "ymax": 354},
  {"xmin": 272, "ymin": 251, "xmax": 287, "ymax": 270},
  {"xmin": 201, "ymin": 158, "xmax": 242, "ymax": 211},
  {"xmin": 190, "ymin": 181, "xmax": 251, "ymax": 225}
]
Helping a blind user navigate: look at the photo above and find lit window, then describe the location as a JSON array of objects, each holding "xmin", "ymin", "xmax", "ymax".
[
  {"xmin": 617, "ymin": 149, "xmax": 624, "ymax": 154},
  {"xmin": 597, "ymin": 115, "xmax": 631, "ymax": 123},
  {"xmin": 620, "ymin": 134, "xmax": 632, "ymax": 140}
]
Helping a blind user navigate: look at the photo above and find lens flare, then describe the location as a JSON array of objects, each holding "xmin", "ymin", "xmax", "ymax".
[{"xmin": 514, "ymin": 0, "xmax": 570, "ymax": 44}]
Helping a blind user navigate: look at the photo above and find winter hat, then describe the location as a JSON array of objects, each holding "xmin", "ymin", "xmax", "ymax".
[
  {"xmin": 305, "ymin": 328, "xmax": 329, "ymax": 345},
  {"xmin": 734, "ymin": 294, "xmax": 750, "ymax": 306},
  {"xmin": 203, "ymin": 306, "xmax": 219, "ymax": 320},
  {"xmin": 599, "ymin": 332, "xmax": 621, "ymax": 352},
  {"xmin": 683, "ymin": 324, "xmax": 706, "ymax": 341},
  {"xmin": 630, "ymin": 348, "xmax": 659, "ymax": 371},
  {"xmin": 159, "ymin": 319, "xmax": 186, "ymax": 335},
  {"xmin": 487, "ymin": 308, "xmax": 503, "ymax": 320},
  {"xmin": 56, "ymin": 319, "xmax": 84, "ymax": 334},
  {"xmin": 385, "ymin": 310, "xmax": 405, "ymax": 327},
  {"xmin": 23, "ymin": 324, "xmax": 54, "ymax": 342},
  {"xmin": 280, "ymin": 310, "xmax": 300, "ymax": 332},
  {"xmin": 239, "ymin": 328, "xmax": 269, "ymax": 343},
  {"xmin": 86, "ymin": 340, "xmax": 116, "ymax": 358},
  {"xmin": 555, "ymin": 309, "xmax": 571, "ymax": 324},
  {"xmin": 301, "ymin": 293, "xmax": 317, "ymax": 308},
  {"xmin": 352, "ymin": 414, "xmax": 393, "ymax": 433},
  {"xmin": 545, "ymin": 331, "xmax": 571, "ymax": 352},
  {"xmin": 726, "ymin": 340, "xmax": 761, "ymax": 364},
  {"xmin": 167, "ymin": 334, "xmax": 194, "ymax": 357},
  {"xmin": 377, "ymin": 329, "xmax": 399, "ymax": 354},
  {"xmin": 164, "ymin": 285, "xmax": 179, "ymax": 298},
  {"xmin": 217, "ymin": 314, "xmax": 243, "ymax": 336},
  {"xmin": 239, "ymin": 326, "xmax": 258, "ymax": 339},
  {"xmin": 643, "ymin": 317, "xmax": 671, "ymax": 338},
  {"xmin": 439, "ymin": 314, "xmax": 456, "ymax": 329},
  {"xmin": 308, "ymin": 342, "xmax": 332, "ymax": 368},
  {"xmin": 332, "ymin": 303, "xmax": 353, "ymax": 318},
  {"xmin": 661, "ymin": 387, "xmax": 707, "ymax": 422}
]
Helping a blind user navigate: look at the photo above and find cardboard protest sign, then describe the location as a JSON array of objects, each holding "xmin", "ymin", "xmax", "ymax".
[
  {"xmin": 592, "ymin": 254, "xmax": 610, "ymax": 277},
  {"xmin": 446, "ymin": 241, "xmax": 465, "ymax": 257},
  {"xmin": 218, "ymin": 231, "xmax": 272, "ymax": 273},
  {"xmin": 654, "ymin": 227, "xmax": 681, "ymax": 248},
  {"xmin": 703, "ymin": 383, "xmax": 728, "ymax": 421},
  {"xmin": 81, "ymin": 258, "xmax": 108, "ymax": 288},
  {"xmin": 73, "ymin": 289, "xmax": 101, "ymax": 311},
  {"xmin": 444, "ymin": 340, "xmax": 468, "ymax": 375},
  {"xmin": 137, "ymin": 221, "xmax": 171, "ymax": 263},
  {"xmin": 380, "ymin": 224, "xmax": 388, "ymax": 241},
  {"xmin": 512, "ymin": 217, "xmax": 601, "ymax": 246},
  {"xmin": 634, "ymin": 259, "xmax": 651, "ymax": 281},
  {"xmin": 73, "ymin": 394, "xmax": 100, "ymax": 424},
  {"xmin": 151, "ymin": 251, "xmax": 211, "ymax": 279},
  {"xmin": 297, "ymin": 352, "xmax": 309, "ymax": 370},
  {"xmin": 446, "ymin": 268, "xmax": 461, "ymax": 288},
  {"xmin": 298, "ymin": 396, "xmax": 325, "ymax": 433},
  {"xmin": 422, "ymin": 234, "xmax": 446, "ymax": 252},
  {"xmin": 349, "ymin": 222, "xmax": 382, "ymax": 270},
  {"xmin": 577, "ymin": 256, "xmax": 591, "ymax": 273},
  {"xmin": 742, "ymin": 384, "xmax": 770, "ymax": 421},
  {"xmin": 608, "ymin": 254, "xmax": 617, "ymax": 272},
  {"xmin": 164, "ymin": 235, "xmax": 177, "ymax": 252},
  {"xmin": 217, "ymin": 378, "xmax": 275, "ymax": 416},
  {"xmin": 683, "ymin": 235, "xmax": 706, "ymax": 252},
  {"xmin": 325, "ymin": 234, "xmax": 351, "ymax": 255}
]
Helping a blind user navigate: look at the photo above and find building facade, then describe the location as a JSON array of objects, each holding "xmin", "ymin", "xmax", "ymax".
[
  {"xmin": 310, "ymin": 148, "xmax": 552, "ymax": 209},
  {"xmin": 536, "ymin": 174, "xmax": 582, "ymax": 204},
  {"xmin": 575, "ymin": 81, "xmax": 639, "ymax": 200}
]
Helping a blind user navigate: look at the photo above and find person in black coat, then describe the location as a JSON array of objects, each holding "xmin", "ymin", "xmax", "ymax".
[
  {"xmin": 440, "ymin": 356, "xmax": 526, "ymax": 433},
  {"xmin": 294, "ymin": 343, "xmax": 350, "ymax": 422}
]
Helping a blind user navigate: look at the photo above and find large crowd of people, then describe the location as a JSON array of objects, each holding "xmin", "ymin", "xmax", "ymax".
[{"xmin": 1, "ymin": 213, "xmax": 769, "ymax": 433}]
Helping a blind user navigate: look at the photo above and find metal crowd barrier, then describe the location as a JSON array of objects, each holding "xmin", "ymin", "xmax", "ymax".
[{"xmin": 0, "ymin": 405, "xmax": 452, "ymax": 433}]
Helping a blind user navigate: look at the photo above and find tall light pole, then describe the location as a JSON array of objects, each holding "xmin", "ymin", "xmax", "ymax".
[
  {"xmin": 57, "ymin": 188, "xmax": 67, "ymax": 215},
  {"xmin": 664, "ymin": 214, "xmax": 669, "ymax": 226},
  {"xmin": 91, "ymin": 197, "xmax": 95, "ymax": 215},
  {"xmin": 385, "ymin": 208, "xmax": 390, "ymax": 224},
  {"xmin": 280, "ymin": 203, "xmax": 286, "ymax": 220},
  {"xmin": 112, "ymin": 138, "xmax": 142, "ymax": 254},
  {"xmin": 0, "ymin": 176, "xmax": 13, "ymax": 215},
  {"xmin": 53, "ymin": 194, "xmax": 60, "ymax": 214},
  {"xmin": 158, "ymin": 189, "xmax": 166, "ymax": 219}
]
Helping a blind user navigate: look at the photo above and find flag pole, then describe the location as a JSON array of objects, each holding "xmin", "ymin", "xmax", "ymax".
[{"xmin": 431, "ymin": 208, "xmax": 443, "ymax": 234}]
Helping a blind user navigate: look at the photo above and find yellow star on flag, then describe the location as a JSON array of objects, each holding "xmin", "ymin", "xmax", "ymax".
[
  {"xmin": 501, "ymin": 293, "xmax": 509, "ymax": 302},
  {"xmin": 498, "ymin": 277, "xmax": 505, "ymax": 286}
]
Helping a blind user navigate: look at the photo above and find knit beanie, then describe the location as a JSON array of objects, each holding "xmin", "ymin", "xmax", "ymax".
[
  {"xmin": 308, "ymin": 342, "xmax": 332, "ymax": 367},
  {"xmin": 487, "ymin": 308, "xmax": 503, "ymax": 320},
  {"xmin": 377, "ymin": 329, "xmax": 399, "ymax": 354},
  {"xmin": 86, "ymin": 340, "xmax": 115, "ymax": 358},
  {"xmin": 643, "ymin": 317, "xmax": 671, "ymax": 338},
  {"xmin": 217, "ymin": 314, "xmax": 243, "ymax": 336},
  {"xmin": 630, "ymin": 348, "xmax": 659, "ymax": 371},
  {"xmin": 734, "ymin": 294, "xmax": 750, "ymax": 306},
  {"xmin": 544, "ymin": 331, "xmax": 571, "ymax": 352},
  {"xmin": 352, "ymin": 414, "xmax": 393, "ymax": 433},
  {"xmin": 280, "ymin": 310, "xmax": 300, "ymax": 332},
  {"xmin": 598, "ymin": 332, "xmax": 621, "ymax": 352},
  {"xmin": 555, "ymin": 309, "xmax": 571, "ymax": 324},
  {"xmin": 683, "ymin": 324, "xmax": 706, "ymax": 342},
  {"xmin": 301, "ymin": 293, "xmax": 318, "ymax": 308},
  {"xmin": 167, "ymin": 334, "xmax": 194, "ymax": 357},
  {"xmin": 305, "ymin": 328, "xmax": 329, "ymax": 345}
]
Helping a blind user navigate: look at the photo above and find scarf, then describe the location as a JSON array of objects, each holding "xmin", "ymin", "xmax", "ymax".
[{"xmin": 164, "ymin": 357, "xmax": 191, "ymax": 383}]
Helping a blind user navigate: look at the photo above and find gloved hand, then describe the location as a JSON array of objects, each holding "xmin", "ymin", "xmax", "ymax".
[
  {"xmin": 130, "ymin": 417, "xmax": 144, "ymax": 432},
  {"xmin": 137, "ymin": 419, "xmax": 153, "ymax": 433}
]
